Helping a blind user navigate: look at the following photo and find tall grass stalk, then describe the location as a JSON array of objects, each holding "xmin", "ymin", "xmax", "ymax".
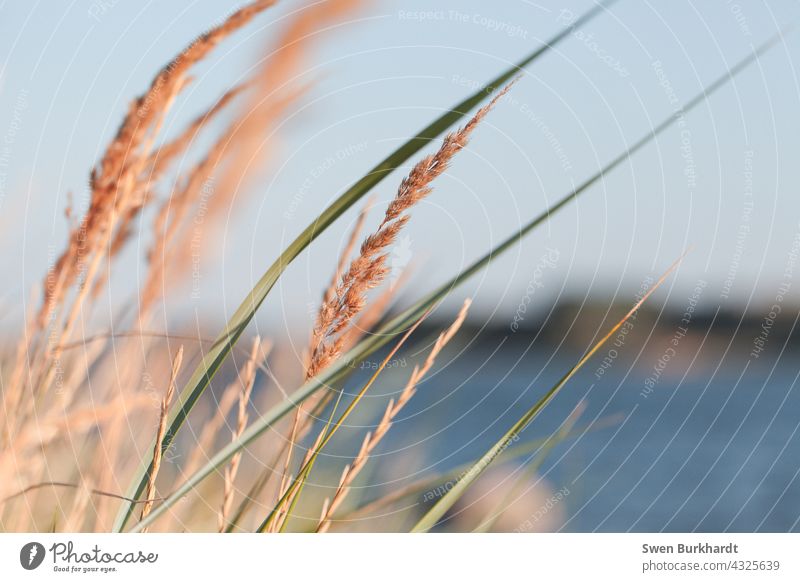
[{"xmin": 113, "ymin": 2, "xmax": 617, "ymax": 531}]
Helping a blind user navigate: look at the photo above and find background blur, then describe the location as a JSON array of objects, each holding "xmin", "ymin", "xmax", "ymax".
[{"xmin": 1, "ymin": 0, "xmax": 799, "ymax": 531}]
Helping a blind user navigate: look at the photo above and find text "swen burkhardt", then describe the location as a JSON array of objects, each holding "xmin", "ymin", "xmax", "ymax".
[{"xmin": 642, "ymin": 543, "xmax": 739, "ymax": 554}]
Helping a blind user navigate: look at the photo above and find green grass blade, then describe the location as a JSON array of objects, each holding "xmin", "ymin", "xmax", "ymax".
[
  {"xmin": 472, "ymin": 401, "xmax": 586, "ymax": 533},
  {"xmin": 112, "ymin": 3, "xmax": 615, "ymax": 532},
  {"xmin": 276, "ymin": 387, "xmax": 345, "ymax": 533},
  {"xmin": 224, "ymin": 374, "xmax": 354, "ymax": 532},
  {"xmin": 226, "ymin": 368, "xmax": 602, "ymax": 532},
  {"xmin": 312, "ymin": 414, "xmax": 621, "ymax": 531},
  {"xmin": 410, "ymin": 256, "xmax": 683, "ymax": 533},
  {"xmin": 128, "ymin": 33, "xmax": 776, "ymax": 532},
  {"xmin": 257, "ymin": 311, "xmax": 429, "ymax": 533}
]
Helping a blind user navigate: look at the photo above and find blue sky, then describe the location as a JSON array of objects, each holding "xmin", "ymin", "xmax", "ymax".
[{"xmin": 1, "ymin": 0, "xmax": 799, "ymax": 332}]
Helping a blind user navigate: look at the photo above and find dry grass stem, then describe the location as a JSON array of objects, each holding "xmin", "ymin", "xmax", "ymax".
[
  {"xmin": 40, "ymin": 0, "xmax": 277, "ymax": 329},
  {"xmin": 140, "ymin": 345, "xmax": 184, "ymax": 530},
  {"xmin": 276, "ymin": 198, "xmax": 375, "ymax": 509},
  {"xmin": 316, "ymin": 299, "xmax": 471, "ymax": 532},
  {"xmin": 219, "ymin": 337, "xmax": 262, "ymax": 531},
  {"xmin": 280, "ymin": 83, "xmax": 509, "ymax": 531},
  {"xmin": 138, "ymin": 0, "xmax": 363, "ymax": 319}
]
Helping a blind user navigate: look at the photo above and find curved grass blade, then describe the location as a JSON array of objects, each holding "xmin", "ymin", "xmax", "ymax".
[
  {"xmin": 472, "ymin": 401, "xmax": 586, "ymax": 533},
  {"xmin": 129, "ymin": 34, "xmax": 778, "ymax": 532},
  {"xmin": 410, "ymin": 255, "xmax": 684, "ymax": 533},
  {"xmin": 113, "ymin": 1, "xmax": 616, "ymax": 531},
  {"xmin": 310, "ymin": 413, "xmax": 621, "ymax": 531}
]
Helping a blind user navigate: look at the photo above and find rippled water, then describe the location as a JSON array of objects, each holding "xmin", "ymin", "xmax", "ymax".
[{"xmin": 385, "ymin": 338, "xmax": 800, "ymax": 532}]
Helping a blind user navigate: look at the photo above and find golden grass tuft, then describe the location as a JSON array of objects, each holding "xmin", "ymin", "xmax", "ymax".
[{"xmin": 305, "ymin": 84, "xmax": 511, "ymax": 380}]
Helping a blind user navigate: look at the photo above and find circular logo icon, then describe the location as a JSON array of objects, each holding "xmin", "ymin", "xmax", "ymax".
[{"xmin": 20, "ymin": 542, "xmax": 45, "ymax": 570}]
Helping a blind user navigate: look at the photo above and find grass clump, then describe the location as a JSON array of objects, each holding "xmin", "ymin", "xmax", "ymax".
[{"xmin": 0, "ymin": 0, "xmax": 781, "ymax": 533}]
